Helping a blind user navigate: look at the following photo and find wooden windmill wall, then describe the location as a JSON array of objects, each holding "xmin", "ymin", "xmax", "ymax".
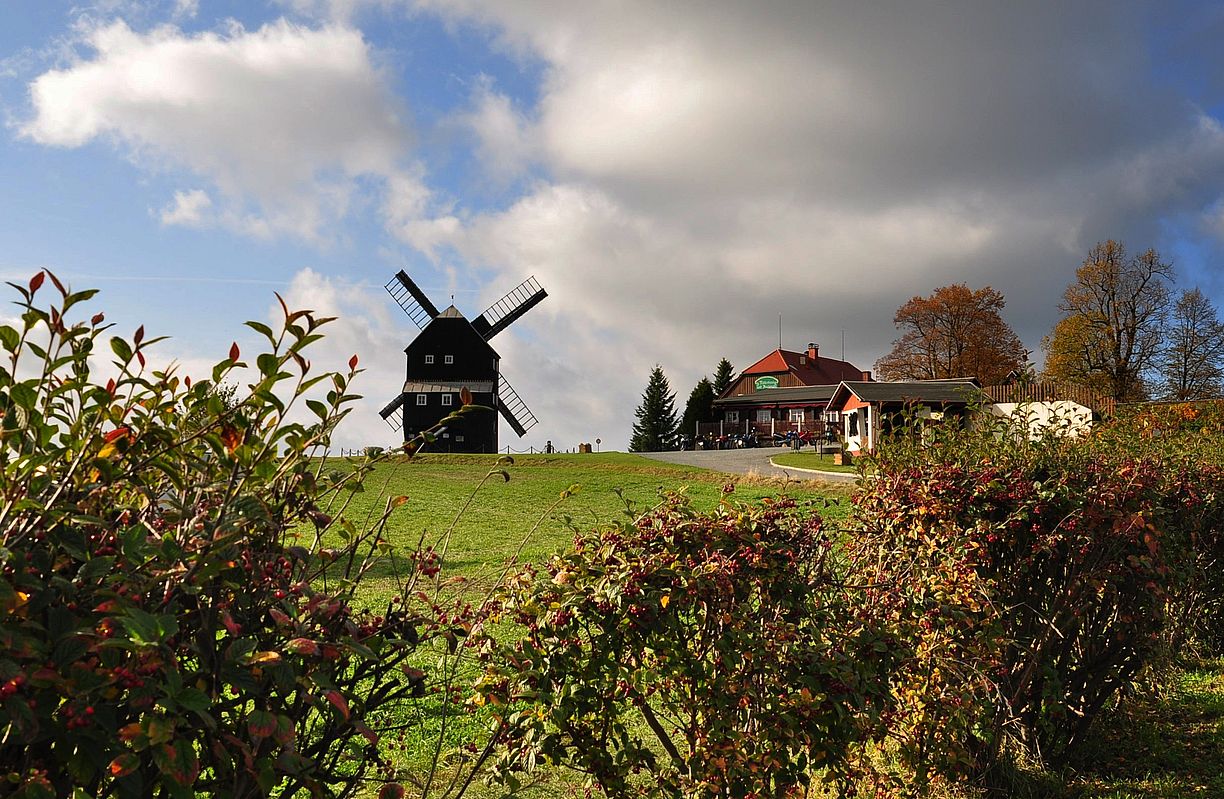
[{"xmin": 379, "ymin": 271, "xmax": 546, "ymax": 453}]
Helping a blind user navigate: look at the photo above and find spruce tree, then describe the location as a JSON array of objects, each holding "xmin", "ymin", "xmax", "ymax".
[
  {"xmin": 629, "ymin": 365, "xmax": 679, "ymax": 452},
  {"xmin": 712, "ymin": 358, "xmax": 735, "ymax": 396},
  {"xmin": 680, "ymin": 377, "xmax": 715, "ymax": 437}
]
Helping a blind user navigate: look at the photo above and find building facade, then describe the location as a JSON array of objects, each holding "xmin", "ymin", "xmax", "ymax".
[{"xmin": 704, "ymin": 343, "xmax": 870, "ymax": 438}]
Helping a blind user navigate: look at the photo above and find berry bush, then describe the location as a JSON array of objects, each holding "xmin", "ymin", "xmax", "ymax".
[
  {"xmin": 473, "ymin": 492, "xmax": 893, "ymax": 798},
  {"xmin": 0, "ymin": 273, "xmax": 476, "ymax": 798}
]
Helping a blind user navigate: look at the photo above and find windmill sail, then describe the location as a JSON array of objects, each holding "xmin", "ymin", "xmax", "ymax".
[
  {"xmin": 497, "ymin": 373, "xmax": 539, "ymax": 437},
  {"xmin": 385, "ymin": 270, "xmax": 440, "ymax": 329},
  {"xmin": 378, "ymin": 393, "xmax": 406, "ymax": 431},
  {"xmin": 472, "ymin": 276, "xmax": 548, "ymax": 340}
]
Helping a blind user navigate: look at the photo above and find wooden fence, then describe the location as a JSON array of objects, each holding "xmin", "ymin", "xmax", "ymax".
[{"xmin": 984, "ymin": 382, "xmax": 1115, "ymax": 417}]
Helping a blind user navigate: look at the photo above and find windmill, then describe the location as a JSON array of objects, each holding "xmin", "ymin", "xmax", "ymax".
[{"xmin": 379, "ymin": 269, "xmax": 547, "ymax": 453}]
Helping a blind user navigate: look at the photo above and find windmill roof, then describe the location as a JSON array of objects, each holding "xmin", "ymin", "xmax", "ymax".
[
  {"xmin": 738, "ymin": 348, "xmax": 864, "ymax": 386},
  {"xmin": 437, "ymin": 305, "xmax": 465, "ymax": 319}
]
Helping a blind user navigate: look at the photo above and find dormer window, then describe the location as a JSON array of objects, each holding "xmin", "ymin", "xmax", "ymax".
[
  {"xmin": 416, "ymin": 394, "xmax": 427, "ymax": 406},
  {"xmin": 442, "ymin": 394, "xmax": 453, "ymax": 406},
  {"xmin": 424, "ymin": 355, "xmax": 435, "ymax": 364},
  {"xmin": 444, "ymin": 355, "xmax": 454, "ymax": 365}
]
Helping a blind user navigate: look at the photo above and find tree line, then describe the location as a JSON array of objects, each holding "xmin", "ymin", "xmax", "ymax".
[
  {"xmin": 877, "ymin": 239, "xmax": 1224, "ymax": 402},
  {"xmin": 629, "ymin": 358, "xmax": 733, "ymax": 452},
  {"xmin": 632, "ymin": 239, "xmax": 1224, "ymax": 450}
]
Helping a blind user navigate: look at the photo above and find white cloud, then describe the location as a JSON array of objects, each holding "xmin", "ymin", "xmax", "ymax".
[
  {"xmin": 455, "ymin": 77, "xmax": 537, "ymax": 183},
  {"xmin": 157, "ymin": 188, "xmax": 212, "ymax": 227},
  {"xmin": 266, "ymin": 268, "xmax": 408, "ymax": 449},
  {"xmin": 22, "ymin": 18, "xmax": 418, "ymax": 242}
]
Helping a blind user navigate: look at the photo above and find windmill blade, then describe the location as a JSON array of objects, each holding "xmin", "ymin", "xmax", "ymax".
[
  {"xmin": 472, "ymin": 275, "xmax": 547, "ymax": 340},
  {"xmin": 385, "ymin": 270, "xmax": 440, "ymax": 329},
  {"xmin": 497, "ymin": 373, "xmax": 539, "ymax": 437},
  {"xmin": 378, "ymin": 393, "xmax": 405, "ymax": 431}
]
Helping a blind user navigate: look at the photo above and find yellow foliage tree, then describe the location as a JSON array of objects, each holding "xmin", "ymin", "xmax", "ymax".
[{"xmin": 1042, "ymin": 240, "xmax": 1172, "ymax": 401}]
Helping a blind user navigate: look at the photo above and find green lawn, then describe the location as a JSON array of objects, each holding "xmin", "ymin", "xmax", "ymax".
[
  {"xmin": 314, "ymin": 451, "xmax": 851, "ymax": 604},
  {"xmin": 771, "ymin": 450, "xmax": 862, "ymax": 473}
]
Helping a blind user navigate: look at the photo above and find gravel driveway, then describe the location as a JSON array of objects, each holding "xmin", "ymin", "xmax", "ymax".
[{"xmin": 636, "ymin": 447, "xmax": 857, "ymax": 483}]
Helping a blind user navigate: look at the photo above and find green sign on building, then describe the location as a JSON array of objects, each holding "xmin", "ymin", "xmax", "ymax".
[{"xmin": 754, "ymin": 376, "xmax": 779, "ymax": 390}]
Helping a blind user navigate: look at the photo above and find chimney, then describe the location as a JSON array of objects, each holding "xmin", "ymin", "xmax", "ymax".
[
  {"xmin": 807, "ymin": 342, "xmax": 819, "ymax": 360},
  {"xmin": 861, "ymin": 370, "xmax": 872, "ymax": 381}
]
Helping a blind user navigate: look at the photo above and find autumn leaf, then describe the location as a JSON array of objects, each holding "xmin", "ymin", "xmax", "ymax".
[
  {"xmin": 324, "ymin": 689, "xmax": 350, "ymax": 720},
  {"xmin": 348, "ymin": 354, "xmax": 359, "ymax": 371},
  {"xmin": 248, "ymin": 709, "xmax": 277, "ymax": 738},
  {"xmin": 220, "ymin": 425, "xmax": 243, "ymax": 453},
  {"xmin": 109, "ymin": 753, "xmax": 139, "ymax": 777},
  {"xmin": 460, "ymin": 386, "xmax": 473, "ymax": 406},
  {"xmin": 285, "ymin": 638, "xmax": 319, "ymax": 656},
  {"xmin": 229, "ymin": 341, "xmax": 240, "ymax": 361},
  {"xmin": 28, "ymin": 271, "xmax": 45, "ymax": 293},
  {"xmin": 355, "ymin": 721, "xmax": 379, "ymax": 746}
]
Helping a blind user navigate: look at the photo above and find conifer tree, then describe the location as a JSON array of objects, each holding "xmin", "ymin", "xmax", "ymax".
[
  {"xmin": 712, "ymin": 358, "xmax": 735, "ymax": 396},
  {"xmin": 630, "ymin": 365, "xmax": 679, "ymax": 452},
  {"xmin": 680, "ymin": 377, "xmax": 716, "ymax": 437}
]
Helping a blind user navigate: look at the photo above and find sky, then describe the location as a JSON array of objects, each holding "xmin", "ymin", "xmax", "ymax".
[{"xmin": 4, "ymin": 1, "xmax": 1224, "ymax": 452}]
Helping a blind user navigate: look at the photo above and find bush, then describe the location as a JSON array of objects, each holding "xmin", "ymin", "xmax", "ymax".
[
  {"xmin": 473, "ymin": 492, "xmax": 892, "ymax": 798},
  {"xmin": 846, "ymin": 411, "xmax": 1223, "ymax": 785},
  {"xmin": 0, "ymin": 273, "xmax": 476, "ymax": 798},
  {"xmin": 1095, "ymin": 402, "xmax": 1224, "ymax": 653}
]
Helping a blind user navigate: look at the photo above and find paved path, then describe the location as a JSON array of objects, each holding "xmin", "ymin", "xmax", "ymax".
[{"xmin": 636, "ymin": 447, "xmax": 857, "ymax": 482}]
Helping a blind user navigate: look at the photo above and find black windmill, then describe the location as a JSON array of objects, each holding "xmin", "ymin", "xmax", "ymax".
[{"xmin": 379, "ymin": 270, "xmax": 547, "ymax": 453}]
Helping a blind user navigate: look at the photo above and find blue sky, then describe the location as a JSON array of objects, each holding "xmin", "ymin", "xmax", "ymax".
[{"xmin": 4, "ymin": 1, "xmax": 1224, "ymax": 450}]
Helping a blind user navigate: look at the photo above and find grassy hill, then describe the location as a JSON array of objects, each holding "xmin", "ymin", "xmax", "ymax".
[{"xmin": 315, "ymin": 452, "xmax": 851, "ymax": 604}]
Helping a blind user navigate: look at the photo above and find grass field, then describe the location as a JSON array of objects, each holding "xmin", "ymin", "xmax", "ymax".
[
  {"xmin": 771, "ymin": 450, "xmax": 861, "ymax": 473},
  {"xmin": 315, "ymin": 451, "xmax": 852, "ymax": 603},
  {"xmin": 321, "ymin": 451, "xmax": 1223, "ymax": 799}
]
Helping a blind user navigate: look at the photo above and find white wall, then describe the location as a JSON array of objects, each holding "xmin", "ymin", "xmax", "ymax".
[{"xmin": 987, "ymin": 400, "xmax": 1094, "ymax": 438}]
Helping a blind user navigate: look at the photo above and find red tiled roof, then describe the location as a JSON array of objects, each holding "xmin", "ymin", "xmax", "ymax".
[{"xmin": 741, "ymin": 349, "xmax": 864, "ymax": 385}]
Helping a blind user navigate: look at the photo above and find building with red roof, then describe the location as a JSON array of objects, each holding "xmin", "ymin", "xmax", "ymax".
[{"xmin": 702, "ymin": 343, "xmax": 871, "ymax": 440}]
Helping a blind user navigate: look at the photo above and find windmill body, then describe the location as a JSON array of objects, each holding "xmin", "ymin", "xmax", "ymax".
[{"xmin": 380, "ymin": 271, "xmax": 546, "ymax": 453}]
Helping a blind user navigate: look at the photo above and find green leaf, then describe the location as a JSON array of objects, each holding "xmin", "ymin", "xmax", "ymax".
[
  {"xmin": 244, "ymin": 320, "xmax": 276, "ymax": 341},
  {"xmin": 256, "ymin": 352, "xmax": 280, "ymax": 377},
  {"xmin": 0, "ymin": 325, "xmax": 18, "ymax": 352},
  {"xmin": 110, "ymin": 336, "xmax": 133, "ymax": 362},
  {"xmin": 119, "ymin": 608, "xmax": 163, "ymax": 645},
  {"xmin": 174, "ymin": 686, "xmax": 211, "ymax": 713},
  {"xmin": 8, "ymin": 381, "xmax": 37, "ymax": 410}
]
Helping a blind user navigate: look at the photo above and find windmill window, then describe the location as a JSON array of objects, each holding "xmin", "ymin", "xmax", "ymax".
[
  {"xmin": 442, "ymin": 394, "xmax": 453, "ymax": 406},
  {"xmin": 455, "ymin": 435, "xmax": 465, "ymax": 442},
  {"xmin": 424, "ymin": 355, "xmax": 434, "ymax": 364},
  {"xmin": 416, "ymin": 394, "xmax": 427, "ymax": 406},
  {"xmin": 444, "ymin": 355, "xmax": 454, "ymax": 364}
]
